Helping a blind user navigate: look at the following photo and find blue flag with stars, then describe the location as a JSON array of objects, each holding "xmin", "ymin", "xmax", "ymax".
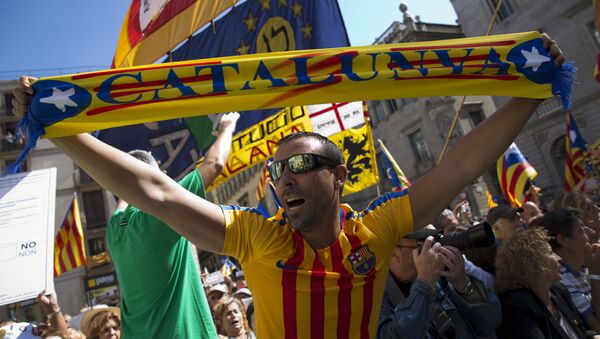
[
  {"xmin": 97, "ymin": 0, "xmax": 349, "ymax": 181},
  {"xmin": 171, "ymin": 0, "xmax": 350, "ymax": 132}
]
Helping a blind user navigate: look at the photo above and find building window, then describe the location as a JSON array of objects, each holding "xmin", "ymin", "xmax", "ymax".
[
  {"xmin": 488, "ymin": 0, "xmax": 513, "ymax": 21},
  {"xmin": 372, "ymin": 101, "xmax": 387, "ymax": 125},
  {"xmin": 82, "ymin": 190, "xmax": 107, "ymax": 229},
  {"xmin": 387, "ymin": 99, "xmax": 399, "ymax": 113},
  {"xmin": 408, "ymin": 130, "xmax": 431, "ymax": 163},
  {"xmin": 78, "ymin": 167, "xmax": 96, "ymax": 185},
  {"xmin": 237, "ymin": 193, "xmax": 249, "ymax": 207},
  {"xmin": 469, "ymin": 110, "xmax": 485, "ymax": 127},
  {"xmin": 0, "ymin": 121, "xmax": 25, "ymax": 152},
  {"xmin": 87, "ymin": 237, "xmax": 106, "ymax": 256},
  {"xmin": 2, "ymin": 93, "xmax": 14, "ymax": 117},
  {"xmin": 551, "ymin": 136, "xmax": 566, "ymax": 181},
  {"xmin": 587, "ymin": 21, "xmax": 600, "ymax": 49},
  {"xmin": 0, "ymin": 157, "xmax": 28, "ymax": 173}
]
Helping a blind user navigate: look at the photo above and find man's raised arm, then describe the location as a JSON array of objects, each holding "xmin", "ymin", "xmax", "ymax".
[
  {"xmin": 199, "ymin": 112, "xmax": 239, "ymax": 186},
  {"xmin": 13, "ymin": 77, "xmax": 226, "ymax": 253},
  {"xmin": 408, "ymin": 34, "xmax": 565, "ymax": 229}
]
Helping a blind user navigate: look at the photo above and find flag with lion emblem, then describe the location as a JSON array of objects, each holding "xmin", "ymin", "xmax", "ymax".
[{"xmin": 329, "ymin": 121, "xmax": 379, "ymax": 196}]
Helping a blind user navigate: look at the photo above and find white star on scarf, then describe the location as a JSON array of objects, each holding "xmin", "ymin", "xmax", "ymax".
[
  {"xmin": 521, "ymin": 47, "xmax": 551, "ymax": 72},
  {"xmin": 570, "ymin": 130, "xmax": 577, "ymax": 143},
  {"xmin": 39, "ymin": 87, "xmax": 77, "ymax": 112}
]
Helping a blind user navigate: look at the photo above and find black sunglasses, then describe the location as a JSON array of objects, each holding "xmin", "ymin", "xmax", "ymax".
[{"xmin": 269, "ymin": 153, "xmax": 339, "ymax": 182}]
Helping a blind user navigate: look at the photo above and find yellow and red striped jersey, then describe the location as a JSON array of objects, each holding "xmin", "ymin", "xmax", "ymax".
[{"xmin": 221, "ymin": 190, "xmax": 413, "ymax": 339}]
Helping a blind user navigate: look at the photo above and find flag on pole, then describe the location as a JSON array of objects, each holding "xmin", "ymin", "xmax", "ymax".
[
  {"xmin": 377, "ymin": 139, "xmax": 411, "ymax": 191},
  {"xmin": 486, "ymin": 191, "xmax": 498, "ymax": 208},
  {"xmin": 496, "ymin": 143, "xmax": 538, "ymax": 207},
  {"xmin": 564, "ymin": 111, "xmax": 590, "ymax": 191},
  {"xmin": 330, "ymin": 121, "xmax": 380, "ymax": 196},
  {"xmin": 54, "ymin": 195, "xmax": 86, "ymax": 276}
]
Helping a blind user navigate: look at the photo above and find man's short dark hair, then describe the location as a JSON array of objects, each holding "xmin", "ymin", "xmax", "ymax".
[
  {"xmin": 128, "ymin": 150, "xmax": 158, "ymax": 167},
  {"xmin": 529, "ymin": 208, "xmax": 581, "ymax": 251},
  {"xmin": 277, "ymin": 132, "xmax": 344, "ymax": 166}
]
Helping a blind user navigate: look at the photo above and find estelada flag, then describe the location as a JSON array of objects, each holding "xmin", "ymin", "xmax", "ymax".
[
  {"xmin": 377, "ymin": 139, "xmax": 411, "ymax": 191},
  {"xmin": 564, "ymin": 111, "xmax": 590, "ymax": 191},
  {"xmin": 496, "ymin": 143, "xmax": 538, "ymax": 208},
  {"xmin": 486, "ymin": 191, "xmax": 498, "ymax": 208},
  {"xmin": 54, "ymin": 195, "xmax": 86, "ymax": 276}
]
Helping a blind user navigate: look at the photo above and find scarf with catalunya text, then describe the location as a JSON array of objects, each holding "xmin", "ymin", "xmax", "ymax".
[{"xmin": 11, "ymin": 31, "xmax": 575, "ymax": 173}]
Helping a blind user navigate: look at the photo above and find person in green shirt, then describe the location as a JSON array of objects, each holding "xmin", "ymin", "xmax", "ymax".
[{"xmin": 106, "ymin": 112, "xmax": 239, "ymax": 338}]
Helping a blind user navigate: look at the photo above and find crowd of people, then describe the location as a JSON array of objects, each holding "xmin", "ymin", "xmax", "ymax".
[{"xmin": 2, "ymin": 29, "xmax": 600, "ymax": 339}]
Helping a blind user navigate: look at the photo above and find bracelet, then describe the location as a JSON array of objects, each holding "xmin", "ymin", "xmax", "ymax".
[
  {"xmin": 47, "ymin": 307, "xmax": 61, "ymax": 319},
  {"xmin": 587, "ymin": 274, "xmax": 600, "ymax": 281},
  {"xmin": 456, "ymin": 276, "xmax": 475, "ymax": 296}
]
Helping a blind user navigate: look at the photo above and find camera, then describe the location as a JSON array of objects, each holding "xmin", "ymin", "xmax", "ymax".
[{"xmin": 421, "ymin": 222, "xmax": 495, "ymax": 251}]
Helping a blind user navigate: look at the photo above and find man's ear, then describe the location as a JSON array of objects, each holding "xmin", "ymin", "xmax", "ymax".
[{"xmin": 334, "ymin": 165, "xmax": 348, "ymax": 191}]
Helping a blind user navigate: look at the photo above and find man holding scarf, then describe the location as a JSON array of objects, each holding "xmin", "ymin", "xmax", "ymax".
[{"xmin": 12, "ymin": 34, "xmax": 564, "ymax": 339}]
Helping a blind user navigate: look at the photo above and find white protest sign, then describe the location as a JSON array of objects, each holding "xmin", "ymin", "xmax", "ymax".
[{"xmin": 0, "ymin": 168, "xmax": 56, "ymax": 306}]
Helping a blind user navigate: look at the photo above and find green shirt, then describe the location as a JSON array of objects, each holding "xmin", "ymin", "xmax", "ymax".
[{"xmin": 107, "ymin": 170, "xmax": 217, "ymax": 338}]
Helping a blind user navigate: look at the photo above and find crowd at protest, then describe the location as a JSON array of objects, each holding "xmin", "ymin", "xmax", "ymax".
[
  {"xmin": 4, "ymin": 5, "xmax": 600, "ymax": 338},
  {"xmin": 3, "ymin": 184, "xmax": 600, "ymax": 339}
]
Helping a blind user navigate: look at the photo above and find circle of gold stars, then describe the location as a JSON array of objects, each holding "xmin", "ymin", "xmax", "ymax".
[{"xmin": 236, "ymin": 0, "xmax": 313, "ymax": 55}]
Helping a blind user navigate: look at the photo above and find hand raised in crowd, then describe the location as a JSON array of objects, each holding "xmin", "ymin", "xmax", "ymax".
[
  {"xmin": 541, "ymin": 33, "xmax": 566, "ymax": 68},
  {"xmin": 437, "ymin": 246, "xmax": 469, "ymax": 291},
  {"xmin": 413, "ymin": 236, "xmax": 442, "ymax": 287},
  {"xmin": 213, "ymin": 112, "xmax": 240, "ymax": 137},
  {"xmin": 37, "ymin": 290, "xmax": 60, "ymax": 315},
  {"xmin": 12, "ymin": 76, "xmax": 37, "ymax": 118},
  {"xmin": 37, "ymin": 290, "xmax": 69, "ymax": 336}
]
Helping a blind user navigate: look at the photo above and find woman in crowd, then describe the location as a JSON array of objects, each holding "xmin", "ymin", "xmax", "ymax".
[
  {"xmin": 215, "ymin": 297, "xmax": 256, "ymax": 339},
  {"xmin": 496, "ymin": 228, "xmax": 588, "ymax": 338},
  {"xmin": 80, "ymin": 307, "xmax": 121, "ymax": 339}
]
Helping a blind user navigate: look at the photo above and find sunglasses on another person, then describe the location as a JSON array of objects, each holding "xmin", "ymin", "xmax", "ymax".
[{"xmin": 269, "ymin": 153, "xmax": 340, "ymax": 182}]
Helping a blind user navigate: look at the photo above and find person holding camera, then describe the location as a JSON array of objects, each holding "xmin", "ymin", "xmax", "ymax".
[{"xmin": 377, "ymin": 227, "xmax": 501, "ymax": 339}]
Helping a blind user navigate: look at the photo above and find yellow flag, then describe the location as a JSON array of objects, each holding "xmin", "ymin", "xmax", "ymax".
[{"xmin": 329, "ymin": 123, "xmax": 379, "ymax": 196}]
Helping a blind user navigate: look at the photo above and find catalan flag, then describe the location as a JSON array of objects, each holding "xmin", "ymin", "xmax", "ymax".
[
  {"xmin": 54, "ymin": 195, "xmax": 86, "ymax": 276},
  {"xmin": 564, "ymin": 112, "xmax": 590, "ymax": 191},
  {"xmin": 377, "ymin": 139, "xmax": 411, "ymax": 191},
  {"xmin": 497, "ymin": 143, "xmax": 538, "ymax": 207}
]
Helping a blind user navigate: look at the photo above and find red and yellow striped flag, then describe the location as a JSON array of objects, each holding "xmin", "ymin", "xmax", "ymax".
[{"xmin": 54, "ymin": 196, "xmax": 86, "ymax": 276}]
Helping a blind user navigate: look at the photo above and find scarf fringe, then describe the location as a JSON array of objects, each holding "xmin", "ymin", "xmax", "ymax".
[
  {"xmin": 4, "ymin": 109, "xmax": 45, "ymax": 175},
  {"xmin": 552, "ymin": 62, "xmax": 577, "ymax": 110}
]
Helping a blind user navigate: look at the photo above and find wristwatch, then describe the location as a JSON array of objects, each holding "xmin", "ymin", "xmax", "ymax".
[{"xmin": 457, "ymin": 276, "xmax": 475, "ymax": 296}]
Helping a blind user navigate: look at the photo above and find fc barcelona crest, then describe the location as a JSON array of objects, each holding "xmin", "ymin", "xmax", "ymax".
[{"xmin": 347, "ymin": 245, "xmax": 376, "ymax": 275}]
